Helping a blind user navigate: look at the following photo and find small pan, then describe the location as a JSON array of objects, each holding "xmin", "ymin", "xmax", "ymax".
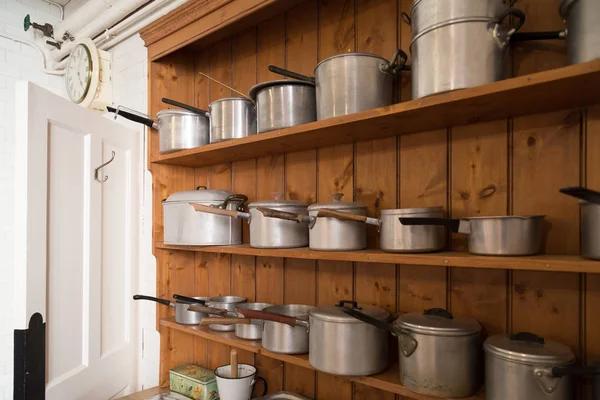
[
  {"xmin": 399, "ymin": 215, "xmax": 545, "ymax": 256},
  {"xmin": 133, "ymin": 294, "xmax": 227, "ymax": 325}
]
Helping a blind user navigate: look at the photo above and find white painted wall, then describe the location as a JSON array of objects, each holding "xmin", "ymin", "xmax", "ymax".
[{"xmin": 0, "ymin": 2, "xmax": 157, "ymax": 398}]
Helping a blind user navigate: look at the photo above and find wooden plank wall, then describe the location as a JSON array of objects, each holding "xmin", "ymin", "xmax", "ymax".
[{"xmin": 148, "ymin": 0, "xmax": 600, "ymax": 398}]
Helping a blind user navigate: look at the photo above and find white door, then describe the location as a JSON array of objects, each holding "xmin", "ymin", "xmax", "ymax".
[{"xmin": 13, "ymin": 82, "xmax": 141, "ymax": 399}]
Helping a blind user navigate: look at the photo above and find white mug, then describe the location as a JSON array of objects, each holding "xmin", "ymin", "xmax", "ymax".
[{"xmin": 214, "ymin": 363, "xmax": 267, "ymax": 400}]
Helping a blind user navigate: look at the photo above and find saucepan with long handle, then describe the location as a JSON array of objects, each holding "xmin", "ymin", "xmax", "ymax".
[
  {"xmin": 133, "ymin": 294, "xmax": 227, "ymax": 325},
  {"xmin": 560, "ymin": 186, "xmax": 600, "ymax": 260}
]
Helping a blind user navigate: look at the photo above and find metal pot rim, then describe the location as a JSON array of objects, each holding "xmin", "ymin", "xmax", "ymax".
[
  {"xmin": 314, "ymin": 52, "xmax": 390, "ymax": 73},
  {"xmin": 249, "ymin": 79, "xmax": 315, "ymax": 99},
  {"xmin": 164, "ymin": 188, "xmax": 235, "ymax": 203},
  {"xmin": 310, "ymin": 303, "xmax": 390, "ymax": 323},
  {"xmin": 208, "ymin": 296, "xmax": 247, "ymax": 304},
  {"xmin": 157, "ymin": 109, "xmax": 205, "ymax": 117},
  {"xmin": 395, "ymin": 312, "xmax": 482, "ymax": 336},
  {"xmin": 484, "ymin": 335, "xmax": 576, "ymax": 366},
  {"xmin": 249, "ymin": 200, "xmax": 308, "ymax": 208},
  {"xmin": 209, "ymin": 97, "xmax": 254, "ymax": 106},
  {"xmin": 380, "ymin": 206, "xmax": 444, "ymax": 215},
  {"xmin": 264, "ymin": 304, "xmax": 314, "ymax": 319},
  {"xmin": 462, "ymin": 215, "xmax": 545, "ymax": 221}
]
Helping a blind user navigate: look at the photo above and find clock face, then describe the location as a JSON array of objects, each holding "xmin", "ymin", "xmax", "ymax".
[{"xmin": 65, "ymin": 44, "xmax": 92, "ymax": 104}]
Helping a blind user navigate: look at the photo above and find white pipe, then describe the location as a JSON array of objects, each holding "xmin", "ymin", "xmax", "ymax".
[
  {"xmin": 0, "ymin": 32, "xmax": 64, "ymax": 75},
  {"xmin": 51, "ymin": 0, "xmax": 149, "ymax": 61},
  {"xmin": 96, "ymin": 0, "xmax": 188, "ymax": 50},
  {"xmin": 41, "ymin": 0, "xmax": 64, "ymax": 21}
]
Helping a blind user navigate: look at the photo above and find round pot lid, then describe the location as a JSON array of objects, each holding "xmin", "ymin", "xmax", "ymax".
[
  {"xmin": 249, "ymin": 192, "xmax": 308, "ymax": 209},
  {"xmin": 307, "ymin": 193, "xmax": 367, "ymax": 211},
  {"xmin": 157, "ymin": 109, "xmax": 204, "ymax": 117},
  {"xmin": 249, "ymin": 79, "xmax": 315, "ymax": 99},
  {"xmin": 380, "ymin": 206, "xmax": 444, "ymax": 216},
  {"xmin": 484, "ymin": 333, "xmax": 575, "ymax": 366},
  {"xmin": 164, "ymin": 186, "xmax": 234, "ymax": 203},
  {"xmin": 315, "ymin": 52, "xmax": 389, "ymax": 72},
  {"xmin": 396, "ymin": 308, "xmax": 481, "ymax": 336},
  {"xmin": 310, "ymin": 301, "xmax": 390, "ymax": 323}
]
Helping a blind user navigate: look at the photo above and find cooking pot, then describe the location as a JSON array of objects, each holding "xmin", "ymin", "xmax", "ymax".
[
  {"xmin": 343, "ymin": 306, "xmax": 482, "ymax": 398},
  {"xmin": 198, "ymin": 303, "xmax": 274, "ymax": 340},
  {"xmin": 239, "ymin": 300, "xmax": 390, "ymax": 376},
  {"xmin": 206, "ymin": 296, "xmax": 247, "ymax": 332},
  {"xmin": 208, "ymin": 97, "xmax": 256, "ymax": 143},
  {"xmin": 164, "ymin": 187, "xmax": 247, "ymax": 246},
  {"xmin": 191, "ymin": 193, "xmax": 309, "ymax": 249},
  {"xmin": 249, "ymin": 79, "xmax": 316, "ymax": 133},
  {"xmin": 315, "ymin": 206, "xmax": 446, "ymax": 253},
  {"xmin": 269, "ymin": 50, "xmax": 407, "ymax": 120},
  {"xmin": 259, "ymin": 193, "xmax": 367, "ymax": 251},
  {"xmin": 399, "ymin": 215, "xmax": 545, "ymax": 256},
  {"xmin": 484, "ymin": 332, "xmax": 600, "ymax": 400},
  {"xmin": 133, "ymin": 294, "xmax": 227, "ymax": 325},
  {"xmin": 408, "ymin": 0, "xmax": 525, "ymax": 99},
  {"xmin": 560, "ymin": 187, "xmax": 600, "ymax": 260},
  {"xmin": 107, "ymin": 99, "xmax": 210, "ymax": 153},
  {"xmin": 561, "ymin": 0, "xmax": 600, "ymax": 64}
]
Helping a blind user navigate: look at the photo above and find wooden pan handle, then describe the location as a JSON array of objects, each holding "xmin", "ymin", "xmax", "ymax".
[
  {"xmin": 190, "ymin": 203, "xmax": 239, "ymax": 218},
  {"xmin": 236, "ymin": 308, "xmax": 298, "ymax": 327},
  {"xmin": 186, "ymin": 304, "xmax": 228, "ymax": 316},
  {"xmin": 317, "ymin": 208, "xmax": 367, "ymax": 223},
  {"xmin": 257, "ymin": 207, "xmax": 304, "ymax": 223},
  {"xmin": 199, "ymin": 317, "xmax": 252, "ymax": 326}
]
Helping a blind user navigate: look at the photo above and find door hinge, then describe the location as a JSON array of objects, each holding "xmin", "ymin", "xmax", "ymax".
[{"xmin": 14, "ymin": 313, "xmax": 45, "ymax": 400}]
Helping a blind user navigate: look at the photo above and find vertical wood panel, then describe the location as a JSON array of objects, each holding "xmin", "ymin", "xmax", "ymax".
[{"xmin": 450, "ymin": 121, "xmax": 508, "ymax": 336}]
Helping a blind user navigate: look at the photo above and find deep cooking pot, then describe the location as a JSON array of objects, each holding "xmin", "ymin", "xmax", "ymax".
[
  {"xmin": 269, "ymin": 50, "xmax": 408, "ymax": 120},
  {"xmin": 343, "ymin": 306, "xmax": 482, "ymax": 398},
  {"xmin": 561, "ymin": 0, "xmax": 600, "ymax": 64},
  {"xmin": 199, "ymin": 303, "xmax": 274, "ymax": 340},
  {"xmin": 133, "ymin": 294, "xmax": 226, "ymax": 325},
  {"xmin": 560, "ymin": 187, "xmax": 600, "ymax": 260},
  {"xmin": 208, "ymin": 97, "xmax": 256, "ymax": 143},
  {"xmin": 164, "ymin": 187, "xmax": 247, "ymax": 246},
  {"xmin": 483, "ymin": 332, "xmax": 600, "ymax": 400},
  {"xmin": 399, "ymin": 215, "xmax": 545, "ymax": 256},
  {"xmin": 249, "ymin": 79, "xmax": 316, "ymax": 133},
  {"xmin": 190, "ymin": 193, "xmax": 309, "ymax": 249},
  {"xmin": 206, "ymin": 296, "xmax": 247, "ymax": 332},
  {"xmin": 107, "ymin": 100, "xmax": 210, "ymax": 153},
  {"xmin": 239, "ymin": 300, "xmax": 390, "ymax": 376},
  {"xmin": 316, "ymin": 206, "xmax": 446, "ymax": 253},
  {"xmin": 408, "ymin": 0, "xmax": 525, "ymax": 99}
]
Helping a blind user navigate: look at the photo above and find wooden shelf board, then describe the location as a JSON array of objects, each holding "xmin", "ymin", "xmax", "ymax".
[
  {"xmin": 160, "ymin": 317, "xmax": 484, "ymax": 400},
  {"xmin": 150, "ymin": 60, "xmax": 600, "ymax": 168},
  {"xmin": 155, "ymin": 243, "xmax": 599, "ymax": 273}
]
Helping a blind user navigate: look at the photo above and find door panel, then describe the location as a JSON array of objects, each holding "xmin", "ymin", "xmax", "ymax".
[{"xmin": 14, "ymin": 81, "xmax": 141, "ymax": 399}]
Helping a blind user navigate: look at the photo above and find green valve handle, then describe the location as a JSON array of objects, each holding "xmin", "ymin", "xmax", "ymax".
[{"xmin": 24, "ymin": 14, "xmax": 31, "ymax": 31}]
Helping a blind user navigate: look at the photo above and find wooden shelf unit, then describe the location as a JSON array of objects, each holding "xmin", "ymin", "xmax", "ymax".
[
  {"xmin": 160, "ymin": 317, "xmax": 484, "ymax": 400},
  {"xmin": 150, "ymin": 60, "xmax": 600, "ymax": 168},
  {"xmin": 156, "ymin": 243, "xmax": 600, "ymax": 274}
]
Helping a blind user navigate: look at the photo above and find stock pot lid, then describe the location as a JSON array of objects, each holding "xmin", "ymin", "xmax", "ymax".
[
  {"xmin": 310, "ymin": 301, "xmax": 390, "ymax": 323},
  {"xmin": 264, "ymin": 304, "xmax": 314, "ymax": 320},
  {"xmin": 249, "ymin": 192, "xmax": 308, "ymax": 208},
  {"xmin": 249, "ymin": 79, "xmax": 315, "ymax": 99},
  {"xmin": 315, "ymin": 52, "xmax": 388, "ymax": 71},
  {"xmin": 164, "ymin": 186, "xmax": 234, "ymax": 203},
  {"xmin": 307, "ymin": 193, "xmax": 366, "ymax": 211},
  {"xmin": 380, "ymin": 206, "xmax": 444, "ymax": 216},
  {"xmin": 484, "ymin": 333, "xmax": 575, "ymax": 365},
  {"xmin": 396, "ymin": 308, "xmax": 481, "ymax": 336},
  {"xmin": 209, "ymin": 97, "xmax": 254, "ymax": 106},
  {"xmin": 157, "ymin": 109, "xmax": 201, "ymax": 117}
]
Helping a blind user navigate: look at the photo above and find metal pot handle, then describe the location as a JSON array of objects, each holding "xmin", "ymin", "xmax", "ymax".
[
  {"xmin": 133, "ymin": 294, "xmax": 171, "ymax": 307},
  {"xmin": 423, "ymin": 308, "xmax": 454, "ymax": 319},
  {"xmin": 317, "ymin": 208, "xmax": 368, "ymax": 223},
  {"xmin": 257, "ymin": 207, "xmax": 305, "ymax": 223},
  {"xmin": 382, "ymin": 49, "xmax": 409, "ymax": 74},
  {"xmin": 335, "ymin": 300, "xmax": 361, "ymax": 310},
  {"xmin": 221, "ymin": 194, "xmax": 249, "ymax": 211},
  {"xmin": 511, "ymin": 31, "xmax": 565, "ymax": 42},
  {"xmin": 189, "ymin": 203, "xmax": 249, "ymax": 220},
  {"xmin": 401, "ymin": 12, "xmax": 411, "ymax": 26},
  {"xmin": 199, "ymin": 317, "xmax": 251, "ymax": 326},
  {"xmin": 267, "ymin": 65, "xmax": 315, "ymax": 83},
  {"xmin": 107, "ymin": 106, "xmax": 156, "ymax": 129},
  {"xmin": 399, "ymin": 217, "xmax": 462, "ymax": 233},
  {"xmin": 552, "ymin": 365, "xmax": 600, "ymax": 377},
  {"xmin": 235, "ymin": 308, "xmax": 302, "ymax": 327},
  {"xmin": 399, "ymin": 333, "xmax": 418, "ymax": 357},
  {"xmin": 186, "ymin": 305, "xmax": 229, "ymax": 316},
  {"xmin": 559, "ymin": 186, "xmax": 600, "ymax": 204},
  {"xmin": 173, "ymin": 294, "xmax": 207, "ymax": 305},
  {"xmin": 338, "ymin": 304, "xmax": 401, "ymax": 336},
  {"xmin": 493, "ymin": 8, "xmax": 526, "ymax": 49}
]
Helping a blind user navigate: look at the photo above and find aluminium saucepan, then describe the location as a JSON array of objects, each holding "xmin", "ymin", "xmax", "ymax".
[
  {"xmin": 133, "ymin": 294, "xmax": 227, "ymax": 325},
  {"xmin": 399, "ymin": 215, "xmax": 545, "ymax": 256}
]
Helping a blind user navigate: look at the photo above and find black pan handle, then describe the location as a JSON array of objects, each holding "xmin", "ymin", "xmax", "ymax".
[
  {"xmin": 399, "ymin": 217, "xmax": 461, "ymax": 233},
  {"xmin": 560, "ymin": 187, "xmax": 600, "ymax": 205},
  {"xmin": 268, "ymin": 65, "xmax": 315, "ymax": 83},
  {"xmin": 496, "ymin": 8, "xmax": 526, "ymax": 34},
  {"xmin": 161, "ymin": 97, "xmax": 208, "ymax": 115},
  {"xmin": 133, "ymin": 294, "xmax": 171, "ymax": 306},
  {"xmin": 107, "ymin": 106, "xmax": 155, "ymax": 128},
  {"xmin": 510, "ymin": 331, "xmax": 545, "ymax": 344},
  {"xmin": 552, "ymin": 365, "xmax": 600, "ymax": 377},
  {"xmin": 173, "ymin": 294, "xmax": 207, "ymax": 305},
  {"xmin": 339, "ymin": 305, "xmax": 400, "ymax": 336},
  {"xmin": 512, "ymin": 31, "xmax": 565, "ymax": 42},
  {"xmin": 424, "ymin": 308, "xmax": 453, "ymax": 319}
]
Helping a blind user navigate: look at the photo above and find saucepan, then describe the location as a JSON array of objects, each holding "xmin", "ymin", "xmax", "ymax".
[
  {"xmin": 198, "ymin": 302, "xmax": 274, "ymax": 340},
  {"xmin": 399, "ymin": 215, "xmax": 545, "ymax": 256},
  {"xmin": 269, "ymin": 50, "xmax": 408, "ymax": 120},
  {"xmin": 133, "ymin": 294, "xmax": 227, "ymax": 325},
  {"xmin": 237, "ymin": 301, "xmax": 391, "ymax": 376},
  {"xmin": 315, "ymin": 206, "xmax": 446, "ymax": 253},
  {"xmin": 107, "ymin": 97, "xmax": 210, "ymax": 153},
  {"xmin": 560, "ymin": 186, "xmax": 600, "ymax": 260}
]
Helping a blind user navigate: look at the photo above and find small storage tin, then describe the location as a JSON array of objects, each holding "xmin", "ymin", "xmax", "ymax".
[{"xmin": 170, "ymin": 364, "xmax": 220, "ymax": 400}]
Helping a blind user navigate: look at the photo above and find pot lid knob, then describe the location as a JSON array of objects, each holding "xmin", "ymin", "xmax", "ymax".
[
  {"xmin": 329, "ymin": 193, "xmax": 344, "ymax": 202},
  {"xmin": 272, "ymin": 192, "xmax": 286, "ymax": 200},
  {"xmin": 509, "ymin": 331, "xmax": 545, "ymax": 345},
  {"xmin": 196, "ymin": 185, "xmax": 207, "ymax": 190}
]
